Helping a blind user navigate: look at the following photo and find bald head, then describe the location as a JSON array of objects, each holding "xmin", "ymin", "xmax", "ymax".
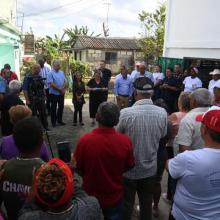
[
  {"xmin": 32, "ymin": 64, "xmax": 41, "ymax": 75},
  {"xmin": 139, "ymin": 64, "xmax": 146, "ymax": 74}
]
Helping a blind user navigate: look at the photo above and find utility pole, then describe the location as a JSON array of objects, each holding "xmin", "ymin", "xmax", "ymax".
[
  {"xmin": 15, "ymin": 0, "xmax": 18, "ymax": 26},
  {"xmin": 103, "ymin": 0, "xmax": 111, "ymax": 62},
  {"xmin": 103, "ymin": 0, "xmax": 111, "ymax": 37}
]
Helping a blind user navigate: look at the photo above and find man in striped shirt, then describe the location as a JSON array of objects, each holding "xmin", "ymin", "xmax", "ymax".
[
  {"xmin": 39, "ymin": 59, "xmax": 51, "ymax": 115},
  {"xmin": 118, "ymin": 77, "xmax": 167, "ymax": 220}
]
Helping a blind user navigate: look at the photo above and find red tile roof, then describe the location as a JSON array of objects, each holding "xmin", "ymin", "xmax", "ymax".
[{"xmin": 73, "ymin": 36, "xmax": 140, "ymax": 50}]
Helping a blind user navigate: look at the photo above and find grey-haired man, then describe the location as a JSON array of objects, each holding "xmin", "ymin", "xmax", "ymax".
[{"xmin": 47, "ymin": 60, "xmax": 67, "ymax": 127}]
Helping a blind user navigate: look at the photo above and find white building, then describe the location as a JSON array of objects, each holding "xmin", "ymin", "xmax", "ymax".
[
  {"xmin": 0, "ymin": 0, "xmax": 17, "ymax": 25},
  {"xmin": 163, "ymin": 0, "xmax": 220, "ymax": 59}
]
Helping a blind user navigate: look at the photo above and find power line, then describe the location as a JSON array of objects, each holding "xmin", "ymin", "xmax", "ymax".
[
  {"xmin": 103, "ymin": 0, "xmax": 111, "ymax": 37},
  {"xmin": 18, "ymin": 0, "xmax": 83, "ymax": 17},
  {"xmin": 19, "ymin": 0, "xmax": 104, "ymax": 35},
  {"xmin": 29, "ymin": 0, "xmax": 102, "ymax": 21}
]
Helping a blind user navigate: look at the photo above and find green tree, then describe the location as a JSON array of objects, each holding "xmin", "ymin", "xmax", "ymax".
[
  {"xmin": 64, "ymin": 25, "xmax": 101, "ymax": 48},
  {"xmin": 35, "ymin": 25, "xmax": 100, "ymax": 59},
  {"xmin": 139, "ymin": 2, "xmax": 166, "ymax": 64},
  {"xmin": 35, "ymin": 33, "xmax": 69, "ymax": 62}
]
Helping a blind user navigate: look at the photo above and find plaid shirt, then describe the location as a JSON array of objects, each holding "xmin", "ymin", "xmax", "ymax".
[{"xmin": 118, "ymin": 99, "xmax": 167, "ymax": 179}]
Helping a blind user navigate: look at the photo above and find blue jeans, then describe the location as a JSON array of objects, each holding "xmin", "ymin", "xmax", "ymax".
[{"xmin": 102, "ymin": 200, "xmax": 123, "ymax": 220}]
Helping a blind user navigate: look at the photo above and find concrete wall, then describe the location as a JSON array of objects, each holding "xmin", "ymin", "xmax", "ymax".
[
  {"xmin": 87, "ymin": 49, "xmax": 102, "ymax": 62},
  {"xmin": 0, "ymin": 44, "xmax": 14, "ymax": 69},
  {"xmin": 163, "ymin": 0, "xmax": 220, "ymax": 59},
  {"xmin": 73, "ymin": 49, "xmax": 143, "ymax": 73},
  {"xmin": 87, "ymin": 49, "xmax": 137, "ymax": 73}
]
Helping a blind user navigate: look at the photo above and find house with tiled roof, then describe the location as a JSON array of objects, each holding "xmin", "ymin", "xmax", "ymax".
[{"xmin": 70, "ymin": 36, "xmax": 143, "ymax": 72}]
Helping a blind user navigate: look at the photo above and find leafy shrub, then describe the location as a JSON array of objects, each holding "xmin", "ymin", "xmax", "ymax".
[{"xmin": 69, "ymin": 59, "xmax": 91, "ymax": 77}]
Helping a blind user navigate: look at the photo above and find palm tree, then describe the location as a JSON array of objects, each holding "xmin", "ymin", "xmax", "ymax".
[
  {"xmin": 34, "ymin": 25, "xmax": 100, "ymax": 59},
  {"xmin": 64, "ymin": 25, "xmax": 101, "ymax": 47}
]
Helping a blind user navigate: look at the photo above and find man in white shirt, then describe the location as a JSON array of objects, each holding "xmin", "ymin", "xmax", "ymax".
[
  {"xmin": 39, "ymin": 59, "xmax": 51, "ymax": 115},
  {"xmin": 153, "ymin": 65, "xmax": 164, "ymax": 84},
  {"xmin": 133, "ymin": 63, "xmax": 154, "ymax": 83},
  {"xmin": 168, "ymin": 106, "xmax": 220, "ymax": 220},
  {"xmin": 152, "ymin": 64, "xmax": 164, "ymax": 100},
  {"xmin": 130, "ymin": 62, "xmax": 141, "ymax": 81},
  {"xmin": 213, "ymin": 80, "xmax": 220, "ymax": 107},
  {"xmin": 176, "ymin": 88, "xmax": 212, "ymax": 153},
  {"xmin": 43, "ymin": 56, "xmax": 51, "ymax": 70},
  {"xmin": 208, "ymin": 69, "xmax": 220, "ymax": 96},
  {"xmin": 183, "ymin": 67, "xmax": 202, "ymax": 92}
]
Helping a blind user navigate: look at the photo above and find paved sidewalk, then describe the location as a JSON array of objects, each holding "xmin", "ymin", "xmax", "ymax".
[{"xmin": 45, "ymin": 99, "xmax": 170, "ymax": 220}]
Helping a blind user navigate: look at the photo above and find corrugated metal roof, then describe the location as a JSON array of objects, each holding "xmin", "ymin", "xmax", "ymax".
[{"xmin": 73, "ymin": 36, "xmax": 140, "ymax": 50}]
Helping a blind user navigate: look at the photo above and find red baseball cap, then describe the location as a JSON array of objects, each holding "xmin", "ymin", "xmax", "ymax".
[
  {"xmin": 33, "ymin": 158, "xmax": 74, "ymax": 208},
  {"xmin": 196, "ymin": 106, "xmax": 220, "ymax": 132}
]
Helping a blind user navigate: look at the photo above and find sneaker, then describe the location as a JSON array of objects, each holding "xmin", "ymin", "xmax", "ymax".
[
  {"xmin": 80, "ymin": 122, "xmax": 84, "ymax": 126},
  {"xmin": 162, "ymin": 193, "xmax": 172, "ymax": 204},
  {"xmin": 58, "ymin": 122, "xmax": 66, "ymax": 126}
]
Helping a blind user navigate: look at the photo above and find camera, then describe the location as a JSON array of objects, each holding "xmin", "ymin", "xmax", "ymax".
[{"xmin": 57, "ymin": 141, "xmax": 71, "ymax": 163}]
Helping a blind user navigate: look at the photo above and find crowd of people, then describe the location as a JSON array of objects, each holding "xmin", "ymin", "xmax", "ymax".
[{"xmin": 0, "ymin": 59, "xmax": 220, "ymax": 220}]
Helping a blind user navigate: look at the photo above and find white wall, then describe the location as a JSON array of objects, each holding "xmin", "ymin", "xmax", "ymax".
[
  {"xmin": 163, "ymin": 0, "xmax": 220, "ymax": 59},
  {"xmin": 0, "ymin": 0, "xmax": 17, "ymax": 25}
]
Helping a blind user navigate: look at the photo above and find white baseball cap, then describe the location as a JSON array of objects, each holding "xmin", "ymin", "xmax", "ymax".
[
  {"xmin": 210, "ymin": 69, "xmax": 220, "ymax": 75},
  {"xmin": 214, "ymin": 80, "xmax": 220, "ymax": 89}
]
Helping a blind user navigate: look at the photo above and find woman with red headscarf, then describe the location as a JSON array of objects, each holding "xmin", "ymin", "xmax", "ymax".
[{"xmin": 18, "ymin": 159, "xmax": 101, "ymax": 220}]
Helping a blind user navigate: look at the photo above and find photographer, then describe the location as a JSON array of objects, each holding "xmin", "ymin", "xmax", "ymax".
[
  {"xmin": 0, "ymin": 80, "xmax": 24, "ymax": 136},
  {"xmin": 23, "ymin": 64, "xmax": 49, "ymax": 131}
]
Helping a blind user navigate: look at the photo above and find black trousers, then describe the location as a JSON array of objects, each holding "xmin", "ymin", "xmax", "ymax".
[
  {"xmin": 169, "ymin": 214, "xmax": 176, "ymax": 220},
  {"xmin": 45, "ymin": 88, "xmax": 51, "ymax": 114},
  {"xmin": 166, "ymin": 146, "xmax": 174, "ymax": 201},
  {"xmin": 73, "ymin": 102, "xmax": 83, "ymax": 123},
  {"xmin": 50, "ymin": 94, "xmax": 64, "ymax": 125},
  {"xmin": 30, "ymin": 100, "xmax": 48, "ymax": 129},
  {"xmin": 123, "ymin": 176, "xmax": 155, "ymax": 220},
  {"xmin": 103, "ymin": 91, "xmax": 108, "ymax": 101}
]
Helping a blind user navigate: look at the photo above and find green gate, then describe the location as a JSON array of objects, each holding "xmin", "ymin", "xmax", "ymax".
[{"xmin": 158, "ymin": 57, "xmax": 184, "ymax": 73}]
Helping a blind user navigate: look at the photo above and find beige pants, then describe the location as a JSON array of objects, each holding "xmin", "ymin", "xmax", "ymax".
[{"xmin": 116, "ymin": 96, "xmax": 129, "ymax": 109}]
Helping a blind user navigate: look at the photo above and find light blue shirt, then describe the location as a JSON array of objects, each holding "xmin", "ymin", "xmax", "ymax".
[
  {"xmin": 133, "ymin": 71, "xmax": 154, "ymax": 83},
  {"xmin": 47, "ymin": 69, "xmax": 66, "ymax": 95},
  {"xmin": 114, "ymin": 74, "xmax": 133, "ymax": 97},
  {"xmin": 169, "ymin": 148, "xmax": 220, "ymax": 220},
  {"xmin": 130, "ymin": 70, "xmax": 139, "ymax": 81},
  {"xmin": 0, "ymin": 76, "xmax": 7, "ymax": 93}
]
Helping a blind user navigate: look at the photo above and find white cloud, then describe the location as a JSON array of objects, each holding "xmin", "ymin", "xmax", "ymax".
[{"xmin": 17, "ymin": 0, "xmax": 165, "ymax": 38}]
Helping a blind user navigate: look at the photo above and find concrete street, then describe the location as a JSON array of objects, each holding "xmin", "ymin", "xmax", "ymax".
[{"xmin": 45, "ymin": 99, "xmax": 171, "ymax": 220}]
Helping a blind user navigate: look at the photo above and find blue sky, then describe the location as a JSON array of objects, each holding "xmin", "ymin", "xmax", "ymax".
[{"xmin": 17, "ymin": 0, "xmax": 165, "ymax": 38}]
